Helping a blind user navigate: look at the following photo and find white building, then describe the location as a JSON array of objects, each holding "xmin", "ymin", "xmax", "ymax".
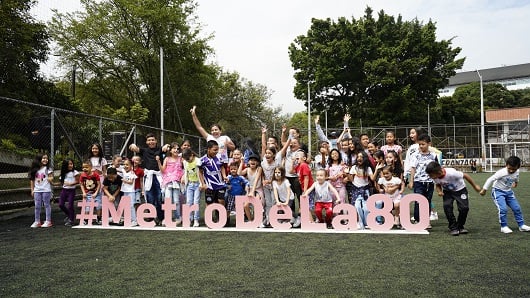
[{"xmin": 439, "ymin": 63, "xmax": 530, "ymax": 97}]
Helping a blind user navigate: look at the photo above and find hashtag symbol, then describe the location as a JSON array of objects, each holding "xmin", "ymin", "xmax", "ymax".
[{"xmin": 76, "ymin": 197, "xmax": 98, "ymax": 225}]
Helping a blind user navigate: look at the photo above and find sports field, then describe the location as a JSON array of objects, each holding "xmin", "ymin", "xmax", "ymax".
[{"xmin": 1, "ymin": 173, "xmax": 529, "ymax": 297}]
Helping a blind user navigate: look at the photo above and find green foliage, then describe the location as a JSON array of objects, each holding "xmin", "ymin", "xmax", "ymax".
[
  {"xmin": 0, "ymin": 139, "xmax": 17, "ymax": 151},
  {"xmin": 289, "ymin": 7, "xmax": 464, "ymax": 126}
]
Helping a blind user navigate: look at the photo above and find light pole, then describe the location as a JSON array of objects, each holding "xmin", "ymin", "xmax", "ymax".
[
  {"xmin": 307, "ymin": 81, "xmax": 311, "ymax": 156},
  {"xmin": 477, "ymin": 70, "xmax": 486, "ymax": 171}
]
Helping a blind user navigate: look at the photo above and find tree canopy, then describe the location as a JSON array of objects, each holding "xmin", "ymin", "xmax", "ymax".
[{"xmin": 289, "ymin": 7, "xmax": 465, "ymax": 126}]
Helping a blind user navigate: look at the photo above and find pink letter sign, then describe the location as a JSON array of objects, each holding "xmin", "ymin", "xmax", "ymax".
[
  {"xmin": 181, "ymin": 204, "xmax": 199, "ymax": 228},
  {"xmin": 102, "ymin": 195, "xmax": 131, "ymax": 227},
  {"xmin": 235, "ymin": 195, "xmax": 264, "ymax": 229},
  {"xmin": 269, "ymin": 205, "xmax": 293, "ymax": 230},
  {"xmin": 161, "ymin": 198, "xmax": 177, "ymax": 228},
  {"xmin": 331, "ymin": 204, "xmax": 358, "ymax": 230},
  {"xmin": 204, "ymin": 203, "xmax": 227, "ymax": 229},
  {"xmin": 399, "ymin": 194, "xmax": 429, "ymax": 231},
  {"xmin": 137, "ymin": 203, "xmax": 157, "ymax": 228},
  {"xmin": 365, "ymin": 194, "xmax": 394, "ymax": 231},
  {"xmin": 299, "ymin": 195, "xmax": 326, "ymax": 231}
]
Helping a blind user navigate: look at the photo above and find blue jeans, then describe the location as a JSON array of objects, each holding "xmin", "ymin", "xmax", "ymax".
[
  {"xmin": 146, "ymin": 177, "xmax": 163, "ymax": 220},
  {"xmin": 186, "ymin": 182, "xmax": 201, "ymax": 221},
  {"xmin": 351, "ymin": 185, "xmax": 370, "ymax": 227},
  {"xmin": 413, "ymin": 181, "xmax": 434, "ymax": 222},
  {"xmin": 492, "ymin": 188, "xmax": 525, "ymax": 227},
  {"xmin": 123, "ymin": 191, "xmax": 137, "ymax": 222},
  {"xmin": 164, "ymin": 184, "xmax": 181, "ymax": 220}
]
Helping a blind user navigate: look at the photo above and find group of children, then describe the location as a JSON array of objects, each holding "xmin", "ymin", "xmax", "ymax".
[{"xmin": 27, "ymin": 109, "xmax": 530, "ymax": 234}]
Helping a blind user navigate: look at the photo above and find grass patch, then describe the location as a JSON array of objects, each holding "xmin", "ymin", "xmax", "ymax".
[{"xmin": 1, "ymin": 173, "xmax": 529, "ymax": 297}]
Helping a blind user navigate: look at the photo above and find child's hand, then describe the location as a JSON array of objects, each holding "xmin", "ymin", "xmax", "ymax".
[
  {"xmin": 155, "ymin": 156, "xmax": 160, "ymax": 161},
  {"xmin": 344, "ymin": 114, "xmax": 350, "ymax": 122},
  {"xmin": 479, "ymin": 189, "xmax": 486, "ymax": 196},
  {"xmin": 314, "ymin": 115, "xmax": 320, "ymax": 125},
  {"xmin": 261, "ymin": 126, "xmax": 267, "ymax": 134},
  {"xmin": 190, "ymin": 105, "xmax": 196, "ymax": 114},
  {"xmin": 108, "ymin": 195, "xmax": 115, "ymax": 202},
  {"xmin": 437, "ymin": 191, "xmax": 443, "ymax": 197}
]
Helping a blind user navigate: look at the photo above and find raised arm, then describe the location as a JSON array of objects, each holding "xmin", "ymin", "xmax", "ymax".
[
  {"xmin": 261, "ymin": 127, "xmax": 268, "ymax": 158},
  {"xmin": 190, "ymin": 105, "xmax": 210, "ymax": 139},
  {"xmin": 314, "ymin": 115, "xmax": 330, "ymax": 143}
]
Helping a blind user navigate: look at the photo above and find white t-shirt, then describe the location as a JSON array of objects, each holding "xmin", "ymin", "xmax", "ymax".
[
  {"xmin": 349, "ymin": 165, "xmax": 373, "ymax": 187},
  {"xmin": 63, "ymin": 170, "xmax": 79, "ymax": 189},
  {"xmin": 121, "ymin": 170, "xmax": 137, "ymax": 193},
  {"xmin": 207, "ymin": 134, "xmax": 231, "ymax": 163},
  {"xmin": 273, "ymin": 179, "xmax": 294, "ymax": 203},
  {"xmin": 432, "ymin": 168, "xmax": 466, "ymax": 192},
  {"xmin": 483, "ymin": 168, "xmax": 519, "ymax": 192},
  {"xmin": 33, "ymin": 167, "xmax": 53, "ymax": 192},
  {"xmin": 377, "ymin": 176, "xmax": 402, "ymax": 200}
]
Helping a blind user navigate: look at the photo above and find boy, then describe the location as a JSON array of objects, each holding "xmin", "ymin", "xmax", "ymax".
[
  {"xmin": 480, "ymin": 156, "xmax": 530, "ymax": 233},
  {"xmin": 225, "ymin": 162, "xmax": 250, "ymax": 220},
  {"xmin": 426, "ymin": 161, "xmax": 481, "ymax": 236},
  {"xmin": 408, "ymin": 134, "xmax": 437, "ymax": 227},
  {"xmin": 102, "ymin": 167, "xmax": 122, "ymax": 224},
  {"xmin": 79, "ymin": 160, "xmax": 101, "ymax": 225},
  {"xmin": 199, "ymin": 140, "xmax": 227, "ymax": 223}
]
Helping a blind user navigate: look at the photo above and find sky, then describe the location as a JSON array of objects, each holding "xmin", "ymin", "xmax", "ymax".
[{"xmin": 33, "ymin": 0, "xmax": 530, "ymax": 115}]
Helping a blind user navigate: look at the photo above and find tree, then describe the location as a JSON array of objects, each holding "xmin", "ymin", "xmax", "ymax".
[
  {"xmin": 289, "ymin": 7, "xmax": 464, "ymax": 126},
  {"xmin": 49, "ymin": 0, "xmax": 217, "ymax": 129}
]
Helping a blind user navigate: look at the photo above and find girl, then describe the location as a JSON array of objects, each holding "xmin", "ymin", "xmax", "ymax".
[
  {"xmin": 157, "ymin": 142, "xmax": 184, "ymax": 225},
  {"xmin": 182, "ymin": 148, "xmax": 202, "ymax": 227},
  {"xmin": 89, "ymin": 143, "xmax": 107, "ymax": 224},
  {"xmin": 131, "ymin": 155, "xmax": 145, "ymax": 207},
  {"xmin": 240, "ymin": 154, "xmax": 264, "ymax": 221},
  {"xmin": 303, "ymin": 169, "xmax": 341, "ymax": 228},
  {"xmin": 121, "ymin": 159, "xmax": 138, "ymax": 226},
  {"xmin": 108, "ymin": 154, "xmax": 124, "ymax": 177},
  {"xmin": 380, "ymin": 130, "xmax": 403, "ymax": 156},
  {"xmin": 348, "ymin": 151, "xmax": 374, "ymax": 229},
  {"xmin": 326, "ymin": 149, "xmax": 347, "ymax": 204},
  {"xmin": 272, "ymin": 166, "xmax": 294, "ymax": 220},
  {"xmin": 385, "ymin": 150, "xmax": 405, "ymax": 186},
  {"xmin": 229, "ymin": 148, "xmax": 245, "ymax": 171},
  {"xmin": 58, "ymin": 159, "xmax": 79, "ymax": 226},
  {"xmin": 376, "ymin": 165, "xmax": 403, "ymax": 228},
  {"xmin": 261, "ymin": 146, "xmax": 282, "ymax": 227},
  {"xmin": 294, "ymin": 150, "xmax": 315, "ymax": 224},
  {"xmin": 29, "ymin": 154, "xmax": 54, "ymax": 228}
]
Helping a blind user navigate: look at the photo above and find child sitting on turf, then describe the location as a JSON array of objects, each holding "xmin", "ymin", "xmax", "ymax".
[
  {"xmin": 303, "ymin": 169, "xmax": 340, "ymax": 228},
  {"xmin": 479, "ymin": 156, "xmax": 530, "ymax": 233},
  {"xmin": 426, "ymin": 161, "xmax": 481, "ymax": 236}
]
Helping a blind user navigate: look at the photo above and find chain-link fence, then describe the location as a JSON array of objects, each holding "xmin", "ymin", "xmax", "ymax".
[
  {"xmin": 2, "ymin": 96, "xmax": 530, "ymax": 209},
  {"xmin": 0, "ymin": 96, "xmax": 204, "ymax": 209}
]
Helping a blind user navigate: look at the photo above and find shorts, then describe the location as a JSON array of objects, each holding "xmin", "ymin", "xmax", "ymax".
[
  {"xmin": 226, "ymin": 194, "xmax": 236, "ymax": 211},
  {"xmin": 304, "ymin": 190, "xmax": 315, "ymax": 211},
  {"xmin": 85, "ymin": 192, "xmax": 101, "ymax": 212},
  {"xmin": 205, "ymin": 188, "xmax": 226, "ymax": 205}
]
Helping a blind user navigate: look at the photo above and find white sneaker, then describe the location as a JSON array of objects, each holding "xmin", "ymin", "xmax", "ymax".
[
  {"xmin": 500, "ymin": 226, "xmax": 513, "ymax": 234},
  {"xmin": 193, "ymin": 220, "xmax": 200, "ymax": 227},
  {"xmin": 30, "ymin": 221, "xmax": 41, "ymax": 228},
  {"xmin": 175, "ymin": 218, "xmax": 182, "ymax": 226},
  {"xmin": 292, "ymin": 216, "xmax": 301, "ymax": 228},
  {"xmin": 131, "ymin": 221, "xmax": 138, "ymax": 227},
  {"xmin": 430, "ymin": 211, "xmax": 438, "ymax": 221},
  {"xmin": 41, "ymin": 221, "xmax": 52, "ymax": 228},
  {"xmin": 518, "ymin": 224, "xmax": 530, "ymax": 232}
]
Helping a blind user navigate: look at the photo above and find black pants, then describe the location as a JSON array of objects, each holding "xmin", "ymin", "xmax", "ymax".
[
  {"xmin": 443, "ymin": 188, "xmax": 470, "ymax": 231},
  {"xmin": 287, "ymin": 176, "xmax": 302, "ymax": 216}
]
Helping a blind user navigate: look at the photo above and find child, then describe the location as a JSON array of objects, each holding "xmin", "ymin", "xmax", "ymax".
[
  {"xmin": 408, "ymin": 134, "xmax": 437, "ymax": 227},
  {"xmin": 260, "ymin": 146, "xmax": 282, "ymax": 227},
  {"xmin": 131, "ymin": 155, "xmax": 145, "ymax": 208},
  {"xmin": 348, "ymin": 151, "xmax": 373, "ymax": 229},
  {"xmin": 480, "ymin": 156, "xmax": 530, "ymax": 233},
  {"xmin": 121, "ymin": 159, "xmax": 139, "ymax": 226},
  {"xmin": 58, "ymin": 158, "xmax": 79, "ymax": 226},
  {"xmin": 157, "ymin": 142, "xmax": 184, "ymax": 225},
  {"xmin": 108, "ymin": 154, "xmax": 124, "ymax": 177},
  {"xmin": 199, "ymin": 140, "xmax": 227, "ymax": 223},
  {"xmin": 102, "ymin": 167, "xmax": 122, "ymax": 224},
  {"xmin": 182, "ymin": 148, "xmax": 203, "ymax": 227},
  {"xmin": 272, "ymin": 166, "xmax": 294, "ymax": 216},
  {"xmin": 240, "ymin": 154, "xmax": 263, "ymax": 222},
  {"xmin": 225, "ymin": 162, "xmax": 250, "ymax": 223},
  {"xmin": 79, "ymin": 160, "xmax": 101, "ymax": 225},
  {"xmin": 303, "ymin": 169, "xmax": 341, "ymax": 228},
  {"xmin": 376, "ymin": 165, "xmax": 403, "ymax": 228},
  {"xmin": 326, "ymin": 149, "xmax": 347, "ymax": 204},
  {"xmin": 29, "ymin": 154, "xmax": 54, "ymax": 228},
  {"xmin": 380, "ymin": 130, "xmax": 403, "ymax": 156},
  {"xmin": 89, "ymin": 143, "xmax": 107, "ymax": 224},
  {"xmin": 294, "ymin": 149, "xmax": 315, "ymax": 225},
  {"xmin": 426, "ymin": 161, "xmax": 481, "ymax": 236}
]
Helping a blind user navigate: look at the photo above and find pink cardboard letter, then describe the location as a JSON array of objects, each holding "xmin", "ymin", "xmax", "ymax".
[
  {"xmin": 204, "ymin": 203, "xmax": 227, "ymax": 229},
  {"xmin": 300, "ymin": 195, "xmax": 326, "ymax": 231},
  {"xmin": 331, "ymin": 204, "xmax": 358, "ymax": 230},
  {"xmin": 181, "ymin": 204, "xmax": 199, "ymax": 228},
  {"xmin": 103, "ymin": 195, "xmax": 131, "ymax": 227},
  {"xmin": 269, "ymin": 205, "xmax": 292, "ymax": 230},
  {"xmin": 365, "ymin": 194, "xmax": 394, "ymax": 231},
  {"xmin": 400, "ymin": 194, "xmax": 429, "ymax": 231},
  {"xmin": 161, "ymin": 198, "xmax": 177, "ymax": 228},
  {"xmin": 235, "ymin": 195, "xmax": 263, "ymax": 229},
  {"xmin": 137, "ymin": 203, "xmax": 156, "ymax": 228}
]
